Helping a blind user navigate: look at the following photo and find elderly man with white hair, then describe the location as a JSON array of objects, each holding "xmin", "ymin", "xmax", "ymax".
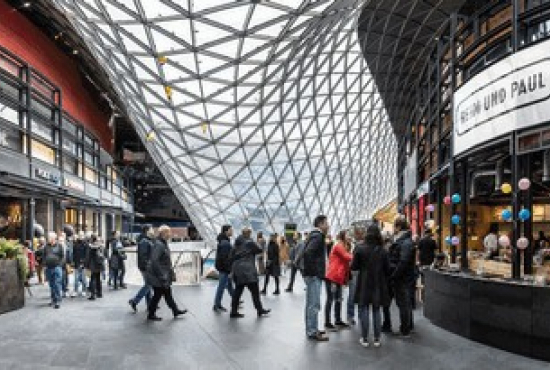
[{"xmin": 44, "ymin": 232, "xmax": 64, "ymax": 309}]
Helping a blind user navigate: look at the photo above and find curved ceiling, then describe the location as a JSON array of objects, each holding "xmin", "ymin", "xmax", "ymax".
[
  {"xmin": 50, "ymin": 0, "xmax": 397, "ymax": 244},
  {"xmin": 358, "ymin": 0, "xmax": 465, "ymax": 138}
]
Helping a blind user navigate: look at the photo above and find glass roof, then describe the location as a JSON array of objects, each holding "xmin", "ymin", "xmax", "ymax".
[{"xmin": 52, "ymin": 0, "xmax": 397, "ymax": 244}]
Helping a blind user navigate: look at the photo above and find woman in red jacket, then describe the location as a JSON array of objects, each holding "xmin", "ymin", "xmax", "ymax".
[{"xmin": 324, "ymin": 230, "xmax": 353, "ymax": 331}]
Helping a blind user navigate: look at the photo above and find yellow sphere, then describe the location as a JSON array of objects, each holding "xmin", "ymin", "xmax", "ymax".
[{"xmin": 501, "ymin": 183, "xmax": 512, "ymax": 194}]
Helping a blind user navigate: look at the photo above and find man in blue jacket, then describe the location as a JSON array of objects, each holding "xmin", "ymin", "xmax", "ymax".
[
  {"xmin": 213, "ymin": 225, "xmax": 234, "ymax": 312},
  {"xmin": 303, "ymin": 215, "xmax": 330, "ymax": 342}
]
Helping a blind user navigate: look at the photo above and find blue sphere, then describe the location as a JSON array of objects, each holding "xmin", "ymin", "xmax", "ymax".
[
  {"xmin": 519, "ymin": 209, "xmax": 531, "ymax": 221},
  {"xmin": 451, "ymin": 193, "xmax": 461, "ymax": 204},
  {"xmin": 445, "ymin": 236, "xmax": 452, "ymax": 245},
  {"xmin": 501, "ymin": 209, "xmax": 512, "ymax": 221},
  {"xmin": 451, "ymin": 215, "xmax": 461, "ymax": 225}
]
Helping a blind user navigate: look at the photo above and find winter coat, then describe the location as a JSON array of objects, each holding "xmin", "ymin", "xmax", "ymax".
[
  {"xmin": 109, "ymin": 239, "xmax": 126, "ymax": 270},
  {"xmin": 146, "ymin": 238, "xmax": 174, "ymax": 288},
  {"xmin": 390, "ymin": 231, "xmax": 416, "ymax": 285},
  {"xmin": 303, "ymin": 229, "xmax": 326, "ymax": 279},
  {"xmin": 137, "ymin": 236, "xmax": 154, "ymax": 272},
  {"xmin": 351, "ymin": 242, "xmax": 391, "ymax": 308},
  {"xmin": 72, "ymin": 240, "xmax": 89, "ymax": 268},
  {"xmin": 43, "ymin": 243, "xmax": 64, "ymax": 268},
  {"xmin": 325, "ymin": 241, "xmax": 352, "ymax": 286},
  {"xmin": 86, "ymin": 243, "xmax": 105, "ymax": 273},
  {"xmin": 293, "ymin": 241, "xmax": 306, "ymax": 270},
  {"xmin": 215, "ymin": 234, "xmax": 232, "ymax": 273},
  {"xmin": 230, "ymin": 235, "xmax": 262, "ymax": 285},
  {"xmin": 266, "ymin": 240, "xmax": 281, "ymax": 277},
  {"xmin": 418, "ymin": 235, "xmax": 437, "ymax": 266}
]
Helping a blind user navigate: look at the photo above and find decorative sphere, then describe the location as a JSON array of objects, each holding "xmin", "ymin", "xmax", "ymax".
[
  {"xmin": 498, "ymin": 235, "xmax": 511, "ymax": 247},
  {"xmin": 425, "ymin": 204, "xmax": 435, "ymax": 212},
  {"xmin": 517, "ymin": 237, "xmax": 529, "ymax": 250},
  {"xmin": 501, "ymin": 183, "xmax": 512, "ymax": 194},
  {"xmin": 445, "ymin": 236, "xmax": 452, "ymax": 245},
  {"xmin": 444, "ymin": 196, "xmax": 452, "ymax": 205},
  {"xmin": 518, "ymin": 209, "xmax": 531, "ymax": 221},
  {"xmin": 451, "ymin": 193, "xmax": 461, "ymax": 204},
  {"xmin": 501, "ymin": 209, "xmax": 512, "ymax": 221},
  {"xmin": 451, "ymin": 236, "xmax": 460, "ymax": 246},
  {"xmin": 518, "ymin": 178, "xmax": 531, "ymax": 191},
  {"xmin": 451, "ymin": 215, "xmax": 461, "ymax": 225}
]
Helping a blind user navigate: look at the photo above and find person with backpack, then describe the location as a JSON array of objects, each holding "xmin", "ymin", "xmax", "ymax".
[
  {"xmin": 129, "ymin": 225, "xmax": 155, "ymax": 312},
  {"xmin": 213, "ymin": 225, "xmax": 234, "ymax": 312},
  {"xmin": 86, "ymin": 235, "xmax": 105, "ymax": 300},
  {"xmin": 44, "ymin": 232, "xmax": 64, "ymax": 309}
]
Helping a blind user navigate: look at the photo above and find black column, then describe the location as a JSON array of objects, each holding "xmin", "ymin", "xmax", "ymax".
[
  {"xmin": 523, "ymin": 154, "xmax": 533, "ymax": 274},
  {"xmin": 450, "ymin": 168, "xmax": 457, "ymax": 264},
  {"xmin": 28, "ymin": 198, "xmax": 35, "ymax": 242},
  {"xmin": 460, "ymin": 160, "xmax": 469, "ymax": 271},
  {"xmin": 437, "ymin": 179, "xmax": 443, "ymax": 252},
  {"xmin": 512, "ymin": 133, "xmax": 521, "ymax": 279}
]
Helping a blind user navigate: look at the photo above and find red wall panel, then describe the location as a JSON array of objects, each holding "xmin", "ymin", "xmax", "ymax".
[{"xmin": 0, "ymin": 0, "xmax": 113, "ymax": 152}]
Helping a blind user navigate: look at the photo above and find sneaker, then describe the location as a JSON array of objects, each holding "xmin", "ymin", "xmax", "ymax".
[
  {"xmin": 308, "ymin": 332, "xmax": 329, "ymax": 342},
  {"xmin": 129, "ymin": 300, "xmax": 137, "ymax": 313},
  {"xmin": 325, "ymin": 323, "xmax": 338, "ymax": 332},
  {"xmin": 213, "ymin": 305, "xmax": 227, "ymax": 312},
  {"xmin": 273, "ymin": 290, "xmax": 280, "ymax": 295},
  {"xmin": 88, "ymin": 296, "xmax": 96, "ymax": 301},
  {"xmin": 359, "ymin": 338, "xmax": 369, "ymax": 348},
  {"xmin": 54, "ymin": 304, "xmax": 60, "ymax": 309},
  {"xmin": 373, "ymin": 339, "xmax": 381, "ymax": 348},
  {"xmin": 257, "ymin": 309, "xmax": 271, "ymax": 317},
  {"xmin": 173, "ymin": 309, "xmax": 187, "ymax": 318},
  {"xmin": 348, "ymin": 318, "xmax": 357, "ymax": 325},
  {"xmin": 335, "ymin": 321, "xmax": 351, "ymax": 329},
  {"xmin": 285, "ymin": 288, "xmax": 292, "ymax": 292},
  {"xmin": 147, "ymin": 315, "xmax": 162, "ymax": 321},
  {"xmin": 230, "ymin": 312, "xmax": 245, "ymax": 319},
  {"xmin": 260, "ymin": 290, "xmax": 266, "ymax": 295}
]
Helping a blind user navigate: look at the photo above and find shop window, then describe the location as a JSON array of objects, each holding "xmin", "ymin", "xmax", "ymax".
[
  {"xmin": 62, "ymin": 136, "xmax": 77, "ymax": 156},
  {"xmin": 84, "ymin": 133, "xmax": 94, "ymax": 148},
  {"xmin": 65, "ymin": 208, "xmax": 77, "ymax": 225},
  {"xmin": 24, "ymin": 138, "xmax": 56, "ymax": 164},
  {"xmin": 0, "ymin": 79, "xmax": 20, "ymax": 101},
  {"xmin": 31, "ymin": 118, "xmax": 53, "ymax": 142},
  {"xmin": 62, "ymin": 117, "xmax": 77, "ymax": 136},
  {"xmin": 518, "ymin": 132, "xmax": 541, "ymax": 152},
  {"xmin": 0, "ymin": 124, "xmax": 22, "ymax": 152},
  {"xmin": 63, "ymin": 156, "xmax": 80, "ymax": 176},
  {"xmin": 32, "ymin": 99, "xmax": 54, "ymax": 121},
  {"xmin": 0, "ymin": 102, "xmax": 19, "ymax": 126},
  {"xmin": 84, "ymin": 166, "xmax": 97, "ymax": 183}
]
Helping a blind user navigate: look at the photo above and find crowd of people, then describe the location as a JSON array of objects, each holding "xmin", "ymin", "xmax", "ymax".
[{"xmin": 212, "ymin": 214, "xmax": 438, "ymax": 348}]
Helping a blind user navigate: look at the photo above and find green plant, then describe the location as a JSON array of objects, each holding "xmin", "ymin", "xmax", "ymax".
[{"xmin": 0, "ymin": 238, "xmax": 27, "ymax": 281}]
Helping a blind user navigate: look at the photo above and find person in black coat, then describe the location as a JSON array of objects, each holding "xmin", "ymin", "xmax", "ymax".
[
  {"xmin": 351, "ymin": 225, "xmax": 390, "ymax": 348},
  {"xmin": 71, "ymin": 235, "xmax": 89, "ymax": 297},
  {"xmin": 390, "ymin": 217, "xmax": 416, "ymax": 337},
  {"xmin": 146, "ymin": 225, "xmax": 187, "ymax": 321},
  {"xmin": 86, "ymin": 235, "xmax": 105, "ymax": 300},
  {"xmin": 229, "ymin": 228, "xmax": 270, "ymax": 318},
  {"xmin": 129, "ymin": 225, "xmax": 155, "ymax": 312},
  {"xmin": 213, "ymin": 225, "xmax": 235, "ymax": 312},
  {"xmin": 261, "ymin": 233, "xmax": 281, "ymax": 295}
]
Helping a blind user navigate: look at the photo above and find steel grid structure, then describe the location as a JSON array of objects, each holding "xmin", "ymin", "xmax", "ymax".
[{"xmin": 50, "ymin": 0, "xmax": 397, "ymax": 244}]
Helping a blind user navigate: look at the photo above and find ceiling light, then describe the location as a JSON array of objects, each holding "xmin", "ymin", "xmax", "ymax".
[
  {"xmin": 22, "ymin": 2, "xmax": 31, "ymax": 8},
  {"xmin": 72, "ymin": 49, "xmax": 79, "ymax": 55}
]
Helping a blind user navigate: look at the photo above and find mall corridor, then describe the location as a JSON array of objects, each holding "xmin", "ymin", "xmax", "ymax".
[{"xmin": 0, "ymin": 280, "xmax": 546, "ymax": 370}]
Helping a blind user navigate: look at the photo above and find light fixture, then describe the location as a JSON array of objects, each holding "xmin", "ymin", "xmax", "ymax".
[
  {"xmin": 54, "ymin": 32, "xmax": 63, "ymax": 40},
  {"xmin": 22, "ymin": 2, "xmax": 31, "ymax": 8},
  {"xmin": 146, "ymin": 131, "xmax": 156, "ymax": 142},
  {"xmin": 72, "ymin": 49, "xmax": 79, "ymax": 55}
]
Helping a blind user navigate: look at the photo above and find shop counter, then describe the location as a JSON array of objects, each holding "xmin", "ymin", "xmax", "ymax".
[{"xmin": 424, "ymin": 269, "xmax": 550, "ymax": 361}]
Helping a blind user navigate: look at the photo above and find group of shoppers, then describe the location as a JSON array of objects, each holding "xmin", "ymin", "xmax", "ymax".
[{"xmin": 302, "ymin": 215, "xmax": 418, "ymax": 347}]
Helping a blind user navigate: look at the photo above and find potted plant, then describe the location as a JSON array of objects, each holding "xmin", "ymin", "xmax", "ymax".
[{"xmin": 0, "ymin": 238, "xmax": 26, "ymax": 314}]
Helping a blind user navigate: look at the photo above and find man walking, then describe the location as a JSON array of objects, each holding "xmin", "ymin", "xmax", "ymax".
[
  {"xmin": 390, "ymin": 216, "xmax": 416, "ymax": 338},
  {"xmin": 213, "ymin": 225, "xmax": 234, "ymax": 312},
  {"xmin": 44, "ymin": 232, "xmax": 64, "ymax": 309},
  {"xmin": 129, "ymin": 225, "xmax": 155, "ymax": 313},
  {"xmin": 229, "ymin": 227, "xmax": 270, "ymax": 319},
  {"xmin": 146, "ymin": 225, "xmax": 187, "ymax": 321},
  {"xmin": 303, "ymin": 215, "xmax": 330, "ymax": 342}
]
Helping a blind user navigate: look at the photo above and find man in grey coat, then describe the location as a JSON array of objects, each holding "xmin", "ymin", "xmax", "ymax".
[
  {"xmin": 229, "ymin": 227, "xmax": 271, "ymax": 319},
  {"xmin": 146, "ymin": 225, "xmax": 187, "ymax": 321}
]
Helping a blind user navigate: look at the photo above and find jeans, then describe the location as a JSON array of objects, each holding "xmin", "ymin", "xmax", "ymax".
[
  {"xmin": 360, "ymin": 305, "xmax": 382, "ymax": 340},
  {"xmin": 214, "ymin": 272, "xmax": 234, "ymax": 307},
  {"xmin": 45, "ymin": 266, "xmax": 62, "ymax": 304},
  {"xmin": 394, "ymin": 282, "xmax": 413, "ymax": 335},
  {"xmin": 61, "ymin": 265, "xmax": 68, "ymax": 293},
  {"xmin": 73, "ymin": 266, "xmax": 88, "ymax": 295},
  {"xmin": 132, "ymin": 271, "xmax": 152, "ymax": 306},
  {"xmin": 347, "ymin": 271, "xmax": 358, "ymax": 320},
  {"xmin": 304, "ymin": 276, "xmax": 322, "ymax": 337},
  {"xmin": 230, "ymin": 282, "xmax": 263, "ymax": 314},
  {"xmin": 148, "ymin": 287, "xmax": 179, "ymax": 317},
  {"xmin": 324, "ymin": 280, "xmax": 343, "ymax": 325}
]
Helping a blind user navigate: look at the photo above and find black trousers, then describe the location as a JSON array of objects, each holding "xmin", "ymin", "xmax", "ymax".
[
  {"xmin": 262, "ymin": 274, "xmax": 279, "ymax": 292},
  {"xmin": 286, "ymin": 266, "xmax": 299, "ymax": 290},
  {"xmin": 394, "ymin": 282, "xmax": 413, "ymax": 335},
  {"xmin": 148, "ymin": 286, "xmax": 178, "ymax": 316},
  {"xmin": 90, "ymin": 271, "xmax": 102, "ymax": 297},
  {"xmin": 324, "ymin": 280, "xmax": 343, "ymax": 325},
  {"xmin": 231, "ymin": 282, "xmax": 263, "ymax": 314}
]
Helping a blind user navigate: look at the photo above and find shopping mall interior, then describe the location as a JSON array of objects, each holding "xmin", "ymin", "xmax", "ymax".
[{"xmin": 0, "ymin": 0, "xmax": 550, "ymax": 369}]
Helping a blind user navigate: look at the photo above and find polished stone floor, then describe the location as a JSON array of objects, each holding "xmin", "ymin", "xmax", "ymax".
[{"xmin": 0, "ymin": 276, "xmax": 547, "ymax": 370}]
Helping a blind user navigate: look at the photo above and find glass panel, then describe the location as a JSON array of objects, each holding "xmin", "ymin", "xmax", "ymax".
[
  {"xmin": 0, "ymin": 103, "xmax": 19, "ymax": 125},
  {"xmin": 31, "ymin": 118, "xmax": 53, "ymax": 142},
  {"xmin": 30, "ymin": 139, "xmax": 56, "ymax": 164},
  {"xmin": 0, "ymin": 124, "xmax": 22, "ymax": 152}
]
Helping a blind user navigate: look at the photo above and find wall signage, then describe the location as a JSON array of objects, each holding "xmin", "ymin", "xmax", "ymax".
[
  {"xmin": 453, "ymin": 38, "xmax": 550, "ymax": 156},
  {"xmin": 35, "ymin": 167, "xmax": 60, "ymax": 186}
]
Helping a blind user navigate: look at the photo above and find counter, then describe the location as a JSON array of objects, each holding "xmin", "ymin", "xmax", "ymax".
[{"xmin": 424, "ymin": 269, "xmax": 550, "ymax": 361}]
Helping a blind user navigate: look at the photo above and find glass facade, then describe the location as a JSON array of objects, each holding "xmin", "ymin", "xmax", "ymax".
[{"xmin": 52, "ymin": 0, "xmax": 397, "ymax": 242}]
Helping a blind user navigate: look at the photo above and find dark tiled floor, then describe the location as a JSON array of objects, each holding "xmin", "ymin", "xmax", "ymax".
[{"xmin": 0, "ymin": 277, "xmax": 548, "ymax": 370}]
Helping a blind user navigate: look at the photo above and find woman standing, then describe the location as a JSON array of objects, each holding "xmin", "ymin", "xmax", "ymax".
[
  {"xmin": 256, "ymin": 232, "xmax": 267, "ymax": 275},
  {"xmin": 86, "ymin": 235, "xmax": 105, "ymax": 300},
  {"xmin": 261, "ymin": 233, "xmax": 281, "ymax": 295},
  {"xmin": 325, "ymin": 230, "xmax": 353, "ymax": 331},
  {"xmin": 352, "ymin": 225, "xmax": 391, "ymax": 348},
  {"xmin": 279, "ymin": 237, "xmax": 290, "ymax": 276}
]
